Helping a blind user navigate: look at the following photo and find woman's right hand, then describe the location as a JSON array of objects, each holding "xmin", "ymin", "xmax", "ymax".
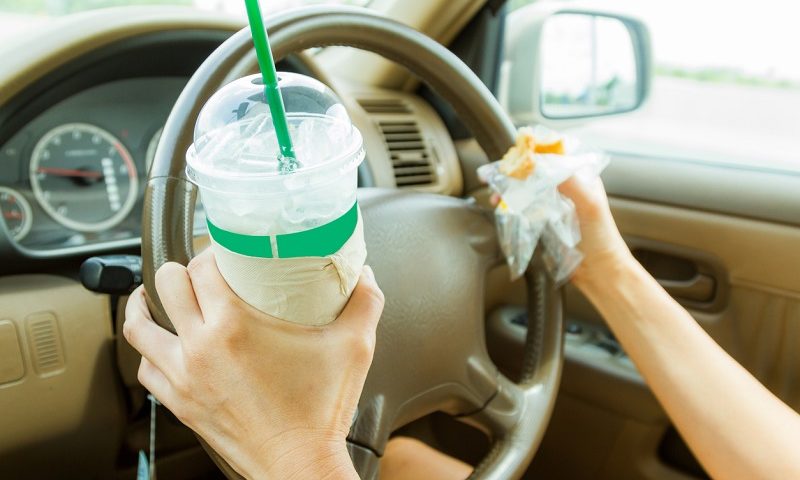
[
  {"xmin": 123, "ymin": 249, "xmax": 384, "ymax": 479},
  {"xmin": 557, "ymin": 176, "xmax": 635, "ymax": 292}
]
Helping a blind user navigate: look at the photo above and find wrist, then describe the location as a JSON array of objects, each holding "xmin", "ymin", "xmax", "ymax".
[
  {"xmin": 572, "ymin": 248, "xmax": 638, "ymax": 300},
  {"xmin": 254, "ymin": 438, "xmax": 356, "ymax": 480}
]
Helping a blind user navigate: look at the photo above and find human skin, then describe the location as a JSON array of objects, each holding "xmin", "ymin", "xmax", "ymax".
[
  {"xmin": 560, "ymin": 177, "xmax": 800, "ymax": 479},
  {"xmin": 124, "ymin": 175, "xmax": 800, "ymax": 479},
  {"xmin": 123, "ymin": 248, "xmax": 384, "ymax": 479},
  {"xmin": 383, "ymin": 176, "xmax": 800, "ymax": 480}
]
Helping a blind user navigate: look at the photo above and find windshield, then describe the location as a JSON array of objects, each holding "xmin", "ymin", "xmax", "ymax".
[
  {"xmin": 0, "ymin": 0, "xmax": 370, "ymax": 20},
  {"xmin": 0, "ymin": 0, "xmax": 371, "ymax": 42},
  {"xmin": 0, "ymin": 0, "xmax": 370, "ymax": 16}
]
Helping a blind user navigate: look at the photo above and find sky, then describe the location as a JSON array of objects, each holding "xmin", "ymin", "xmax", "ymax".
[
  {"xmin": 540, "ymin": 13, "xmax": 637, "ymax": 96},
  {"xmin": 604, "ymin": 0, "xmax": 800, "ymax": 81},
  {"xmin": 2, "ymin": 0, "xmax": 799, "ymax": 84}
]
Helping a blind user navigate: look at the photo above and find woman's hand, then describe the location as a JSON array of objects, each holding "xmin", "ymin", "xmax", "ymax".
[
  {"xmin": 557, "ymin": 175, "xmax": 635, "ymax": 291},
  {"xmin": 123, "ymin": 248, "xmax": 384, "ymax": 479},
  {"xmin": 558, "ymin": 178, "xmax": 800, "ymax": 480}
]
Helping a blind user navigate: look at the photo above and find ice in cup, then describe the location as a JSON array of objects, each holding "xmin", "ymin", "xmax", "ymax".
[{"xmin": 186, "ymin": 73, "xmax": 366, "ymax": 326}]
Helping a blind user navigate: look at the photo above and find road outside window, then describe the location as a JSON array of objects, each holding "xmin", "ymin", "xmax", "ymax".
[{"xmin": 513, "ymin": 0, "xmax": 800, "ymax": 172}]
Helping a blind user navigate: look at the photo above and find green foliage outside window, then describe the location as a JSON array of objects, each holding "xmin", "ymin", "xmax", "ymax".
[{"xmin": 0, "ymin": 0, "xmax": 190, "ymax": 14}]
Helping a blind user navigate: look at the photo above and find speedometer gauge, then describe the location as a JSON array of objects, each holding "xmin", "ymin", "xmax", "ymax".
[
  {"xmin": 30, "ymin": 123, "xmax": 138, "ymax": 232},
  {"xmin": 0, "ymin": 187, "xmax": 33, "ymax": 241}
]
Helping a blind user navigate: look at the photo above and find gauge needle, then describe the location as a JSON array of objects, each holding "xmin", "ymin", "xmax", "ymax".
[
  {"xmin": 37, "ymin": 167, "xmax": 103, "ymax": 179},
  {"xmin": 3, "ymin": 211, "xmax": 21, "ymax": 220}
]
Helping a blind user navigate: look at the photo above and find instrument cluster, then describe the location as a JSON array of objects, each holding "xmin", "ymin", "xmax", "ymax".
[{"xmin": 0, "ymin": 78, "xmax": 186, "ymax": 255}]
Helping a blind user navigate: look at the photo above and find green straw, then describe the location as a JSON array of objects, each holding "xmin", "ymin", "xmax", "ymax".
[{"xmin": 244, "ymin": 0, "xmax": 299, "ymax": 173}]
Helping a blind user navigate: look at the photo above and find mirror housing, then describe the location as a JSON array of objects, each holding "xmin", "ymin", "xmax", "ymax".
[{"xmin": 500, "ymin": 3, "xmax": 652, "ymax": 125}]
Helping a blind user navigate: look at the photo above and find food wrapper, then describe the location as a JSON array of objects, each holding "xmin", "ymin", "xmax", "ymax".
[{"xmin": 477, "ymin": 126, "xmax": 609, "ymax": 283}]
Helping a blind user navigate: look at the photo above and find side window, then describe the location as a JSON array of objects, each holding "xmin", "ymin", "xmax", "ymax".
[{"xmin": 512, "ymin": 0, "xmax": 800, "ymax": 172}]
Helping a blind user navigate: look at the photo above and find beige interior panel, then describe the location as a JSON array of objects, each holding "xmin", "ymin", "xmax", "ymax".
[
  {"xmin": 0, "ymin": 8, "xmax": 242, "ymax": 106},
  {"xmin": 318, "ymin": 0, "xmax": 486, "ymax": 90},
  {"xmin": 484, "ymin": 194, "xmax": 800, "ymax": 478},
  {"xmin": 0, "ymin": 275, "xmax": 125, "ymax": 478},
  {"xmin": 713, "ymin": 286, "xmax": 800, "ymax": 409},
  {"xmin": 610, "ymin": 197, "xmax": 800, "ymax": 409},
  {"xmin": 524, "ymin": 393, "xmax": 696, "ymax": 480},
  {"xmin": 0, "ymin": 320, "xmax": 25, "ymax": 384},
  {"xmin": 611, "ymin": 198, "xmax": 800, "ymax": 293},
  {"xmin": 346, "ymin": 86, "xmax": 463, "ymax": 195}
]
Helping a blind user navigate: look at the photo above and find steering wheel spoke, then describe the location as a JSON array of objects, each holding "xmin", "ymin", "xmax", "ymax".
[
  {"xmin": 347, "ymin": 441, "xmax": 381, "ymax": 479},
  {"xmin": 142, "ymin": 6, "xmax": 564, "ymax": 479},
  {"xmin": 460, "ymin": 365, "xmax": 525, "ymax": 437}
]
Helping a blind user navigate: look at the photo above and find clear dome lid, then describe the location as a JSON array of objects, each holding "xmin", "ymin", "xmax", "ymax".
[
  {"xmin": 194, "ymin": 72, "xmax": 352, "ymax": 142},
  {"xmin": 186, "ymin": 72, "xmax": 364, "ymax": 193}
]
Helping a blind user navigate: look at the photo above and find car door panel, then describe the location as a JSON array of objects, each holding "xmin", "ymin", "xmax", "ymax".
[
  {"xmin": 584, "ymin": 148, "xmax": 800, "ymax": 227},
  {"xmin": 489, "ymin": 0, "xmax": 800, "ymax": 477},
  {"xmin": 485, "ymin": 188, "xmax": 800, "ymax": 479}
]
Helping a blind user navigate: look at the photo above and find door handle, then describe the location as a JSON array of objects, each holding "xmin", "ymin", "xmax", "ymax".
[
  {"xmin": 628, "ymin": 240, "xmax": 727, "ymax": 312},
  {"xmin": 658, "ymin": 274, "xmax": 716, "ymax": 303}
]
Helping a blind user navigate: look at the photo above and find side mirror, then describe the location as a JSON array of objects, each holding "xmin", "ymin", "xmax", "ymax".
[{"xmin": 501, "ymin": 5, "xmax": 652, "ymax": 124}]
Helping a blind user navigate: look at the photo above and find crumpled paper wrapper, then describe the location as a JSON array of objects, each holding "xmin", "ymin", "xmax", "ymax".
[{"xmin": 478, "ymin": 126, "xmax": 609, "ymax": 283}]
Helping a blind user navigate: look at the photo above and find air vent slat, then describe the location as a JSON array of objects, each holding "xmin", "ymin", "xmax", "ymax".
[
  {"xmin": 378, "ymin": 124, "xmax": 418, "ymax": 134},
  {"xmin": 384, "ymin": 141, "xmax": 425, "ymax": 151},
  {"xmin": 391, "ymin": 153, "xmax": 429, "ymax": 163},
  {"xmin": 361, "ymin": 97, "xmax": 437, "ymax": 188},
  {"xmin": 396, "ymin": 175, "xmax": 435, "ymax": 186},
  {"xmin": 358, "ymin": 98, "xmax": 412, "ymax": 114},
  {"xmin": 382, "ymin": 133, "xmax": 422, "ymax": 142},
  {"xmin": 393, "ymin": 166, "xmax": 434, "ymax": 175}
]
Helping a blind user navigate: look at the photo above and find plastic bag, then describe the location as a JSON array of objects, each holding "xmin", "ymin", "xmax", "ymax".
[{"xmin": 477, "ymin": 126, "xmax": 609, "ymax": 283}]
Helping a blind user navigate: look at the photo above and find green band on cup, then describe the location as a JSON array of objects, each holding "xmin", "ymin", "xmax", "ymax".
[
  {"xmin": 207, "ymin": 202, "xmax": 358, "ymax": 258},
  {"xmin": 206, "ymin": 218, "xmax": 273, "ymax": 258}
]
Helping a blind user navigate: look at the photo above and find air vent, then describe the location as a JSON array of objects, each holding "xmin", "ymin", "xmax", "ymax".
[
  {"xmin": 357, "ymin": 98, "xmax": 412, "ymax": 114},
  {"xmin": 25, "ymin": 312, "xmax": 65, "ymax": 376},
  {"xmin": 377, "ymin": 120, "xmax": 437, "ymax": 187}
]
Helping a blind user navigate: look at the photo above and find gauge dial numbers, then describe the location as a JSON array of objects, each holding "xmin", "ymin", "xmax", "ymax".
[
  {"xmin": 30, "ymin": 123, "xmax": 138, "ymax": 232},
  {"xmin": 0, "ymin": 187, "xmax": 33, "ymax": 242}
]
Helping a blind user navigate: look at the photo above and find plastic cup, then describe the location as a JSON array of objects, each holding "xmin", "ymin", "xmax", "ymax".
[{"xmin": 186, "ymin": 73, "xmax": 366, "ymax": 326}]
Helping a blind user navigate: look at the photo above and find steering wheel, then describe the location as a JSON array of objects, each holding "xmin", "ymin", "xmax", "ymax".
[{"xmin": 142, "ymin": 6, "xmax": 563, "ymax": 480}]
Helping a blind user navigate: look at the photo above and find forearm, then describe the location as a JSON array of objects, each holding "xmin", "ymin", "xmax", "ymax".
[{"xmin": 578, "ymin": 257, "xmax": 800, "ymax": 479}]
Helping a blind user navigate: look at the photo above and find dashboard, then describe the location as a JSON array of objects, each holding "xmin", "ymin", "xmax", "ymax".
[
  {"xmin": 0, "ymin": 10, "xmax": 469, "ymax": 478},
  {"xmin": 0, "ymin": 26, "xmax": 238, "ymax": 268},
  {"xmin": 0, "ymin": 77, "xmax": 191, "ymax": 251},
  {"xmin": 0, "ymin": 16, "xmax": 463, "ymax": 271}
]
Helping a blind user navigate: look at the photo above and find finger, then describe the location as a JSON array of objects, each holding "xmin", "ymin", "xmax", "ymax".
[
  {"xmin": 187, "ymin": 249, "xmax": 284, "ymax": 331},
  {"xmin": 561, "ymin": 175, "xmax": 612, "ymax": 220},
  {"xmin": 124, "ymin": 286, "xmax": 181, "ymax": 375},
  {"xmin": 186, "ymin": 248, "xmax": 238, "ymax": 319},
  {"xmin": 137, "ymin": 357, "xmax": 178, "ymax": 413},
  {"xmin": 490, "ymin": 193, "xmax": 501, "ymax": 206},
  {"xmin": 558, "ymin": 176, "xmax": 596, "ymax": 213},
  {"xmin": 155, "ymin": 262, "xmax": 203, "ymax": 336},
  {"xmin": 557, "ymin": 176, "xmax": 585, "ymax": 201},
  {"xmin": 332, "ymin": 266, "xmax": 385, "ymax": 334}
]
